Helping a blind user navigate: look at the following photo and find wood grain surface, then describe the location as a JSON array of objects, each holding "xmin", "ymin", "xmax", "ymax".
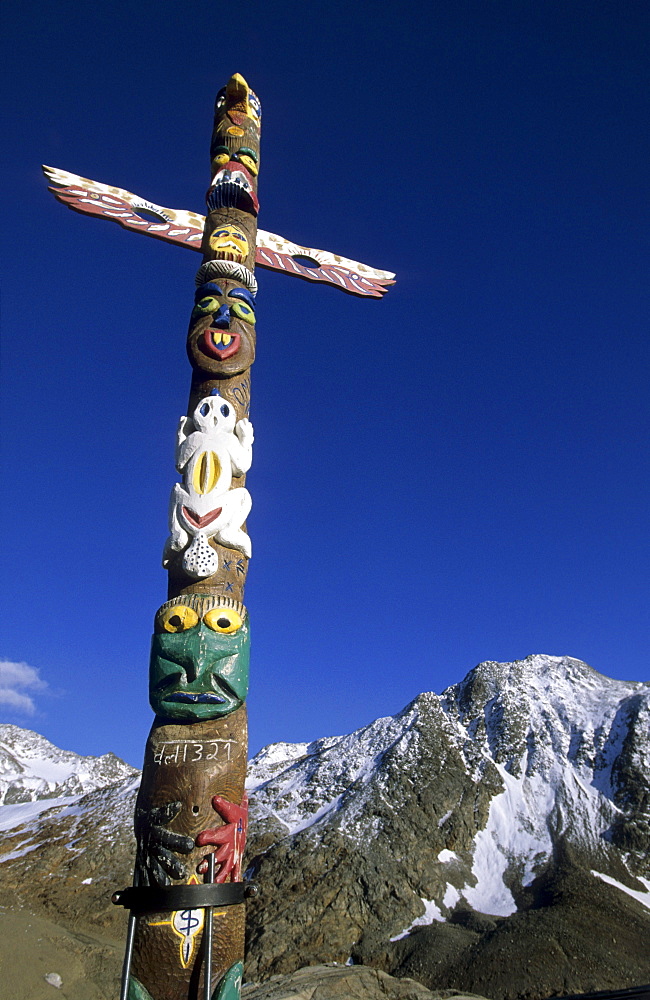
[{"xmin": 130, "ymin": 710, "xmax": 248, "ymax": 999}]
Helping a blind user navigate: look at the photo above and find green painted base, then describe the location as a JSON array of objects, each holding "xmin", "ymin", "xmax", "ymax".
[
  {"xmin": 213, "ymin": 961, "xmax": 243, "ymax": 1000},
  {"xmin": 128, "ymin": 960, "xmax": 243, "ymax": 1000},
  {"xmin": 128, "ymin": 977, "xmax": 154, "ymax": 1000}
]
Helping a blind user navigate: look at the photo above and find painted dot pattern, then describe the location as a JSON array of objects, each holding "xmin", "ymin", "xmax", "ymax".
[{"xmin": 182, "ymin": 533, "xmax": 219, "ymax": 578}]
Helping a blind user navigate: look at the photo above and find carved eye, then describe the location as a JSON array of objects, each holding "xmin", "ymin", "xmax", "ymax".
[
  {"xmin": 248, "ymin": 93, "xmax": 261, "ymax": 120},
  {"xmin": 237, "ymin": 155, "xmax": 258, "ymax": 176},
  {"xmin": 234, "ymin": 147, "xmax": 259, "ymax": 176},
  {"xmin": 191, "ymin": 297, "xmax": 220, "ymax": 322},
  {"xmin": 193, "ymin": 296, "xmax": 220, "ymax": 315},
  {"xmin": 238, "ymin": 146, "xmax": 258, "ymax": 163},
  {"xmin": 158, "ymin": 605, "xmax": 199, "ymax": 633},
  {"xmin": 230, "ymin": 301, "xmax": 255, "ymax": 324},
  {"xmin": 211, "ymin": 144, "xmax": 230, "ymax": 169},
  {"xmin": 204, "ymin": 608, "xmax": 243, "ymax": 634}
]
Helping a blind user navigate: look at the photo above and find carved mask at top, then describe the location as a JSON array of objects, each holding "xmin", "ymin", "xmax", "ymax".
[
  {"xmin": 187, "ymin": 277, "xmax": 256, "ymax": 377},
  {"xmin": 207, "ymin": 74, "xmax": 261, "ymax": 216}
]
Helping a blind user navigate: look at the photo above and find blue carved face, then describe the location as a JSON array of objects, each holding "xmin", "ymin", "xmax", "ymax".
[
  {"xmin": 149, "ymin": 604, "xmax": 250, "ymax": 721},
  {"xmin": 187, "ymin": 280, "xmax": 256, "ymax": 377}
]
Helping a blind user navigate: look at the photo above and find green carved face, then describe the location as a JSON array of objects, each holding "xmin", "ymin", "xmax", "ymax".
[{"xmin": 149, "ymin": 606, "xmax": 250, "ymax": 721}]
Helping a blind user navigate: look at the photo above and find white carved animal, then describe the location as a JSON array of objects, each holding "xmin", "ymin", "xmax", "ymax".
[{"xmin": 162, "ymin": 395, "xmax": 254, "ymax": 578}]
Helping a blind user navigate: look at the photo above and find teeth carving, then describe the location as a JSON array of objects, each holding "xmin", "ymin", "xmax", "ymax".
[
  {"xmin": 210, "ymin": 333, "xmax": 232, "ymax": 346},
  {"xmin": 207, "ymin": 165, "xmax": 258, "ymax": 213}
]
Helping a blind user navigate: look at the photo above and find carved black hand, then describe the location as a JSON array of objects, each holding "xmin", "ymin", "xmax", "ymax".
[{"xmin": 135, "ymin": 800, "xmax": 195, "ymax": 887}]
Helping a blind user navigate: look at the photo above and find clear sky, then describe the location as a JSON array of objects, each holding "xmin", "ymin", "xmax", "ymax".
[{"xmin": 1, "ymin": 1, "xmax": 648, "ymax": 768}]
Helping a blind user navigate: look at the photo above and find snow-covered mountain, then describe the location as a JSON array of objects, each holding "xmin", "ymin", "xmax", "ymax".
[
  {"xmin": 0, "ymin": 724, "xmax": 137, "ymax": 805},
  {"xmin": 0, "ymin": 655, "xmax": 649, "ymax": 1000},
  {"xmin": 244, "ymin": 655, "xmax": 650, "ymax": 996},
  {"xmin": 247, "ymin": 655, "xmax": 649, "ymax": 908}
]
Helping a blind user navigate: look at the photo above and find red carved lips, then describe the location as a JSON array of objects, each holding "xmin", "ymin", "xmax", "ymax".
[
  {"xmin": 181, "ymin": 506, "xmax": 223, "ymax": 529},
  {"xmin": 201, "ymin": 329, "xmax": 241, "ymax": 360}
]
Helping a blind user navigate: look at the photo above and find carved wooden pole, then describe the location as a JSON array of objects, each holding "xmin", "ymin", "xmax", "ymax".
[
  {"xmin": 116, "ymin": 74, "xmax": 261, "ymax": 1000},
  {"xmin": 42, "ymin": 74, "xmax": 395, "ymax": 1000}
]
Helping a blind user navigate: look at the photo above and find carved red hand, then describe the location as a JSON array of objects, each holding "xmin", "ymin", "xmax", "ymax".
[{"xmin": 195, "ymin": 793, "xmax": 248, "ymax": 883}]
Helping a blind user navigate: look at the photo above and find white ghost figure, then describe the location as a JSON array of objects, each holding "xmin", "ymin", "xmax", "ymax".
[{"xmin": 162, "ymin": 394, "xmax": 254, "ymax": 578}]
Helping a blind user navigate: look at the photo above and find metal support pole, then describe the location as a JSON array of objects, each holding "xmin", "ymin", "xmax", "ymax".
[
  {"xmin": 203, "ymin": 852, "xmax": 216, "ymax": 1000},
  {"xmin": 118, "ymin": 871, "xmax": 139, "ymax": 1000}
]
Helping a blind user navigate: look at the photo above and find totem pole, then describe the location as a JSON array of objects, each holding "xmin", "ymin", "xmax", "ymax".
[{"xmin": 43, "ymin": 74, "xmax": 394, "ymax": 1000}]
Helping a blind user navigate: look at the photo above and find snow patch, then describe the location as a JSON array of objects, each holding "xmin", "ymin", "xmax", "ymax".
[
  {"xmin": 438, "ymin": 849, "xmax": 458, "ymax": 863},
  {"xmin": 592, "ymin": 871, "xmax": 650, "ymax": 912},
  {"xmin": 286, "ymin": 794, "xmax": 344, "ymax": 835},
  {"xmin": 0, "ymin": 795, "xmax": 80, "ymax": 832},
  {"xmin": 443, "ymin": 883, "xmax": 461, "ymax": 909},
  {"xmin": 461, "ymin": 821, "xmax": 517, "ymax": 916},
  {"xmin": 0, "ymin": 838, "xmax": 39, "ymax": 862},
  {"xmin": 389, "ymin": 898, "xmax": 445, "ymax": 941}
]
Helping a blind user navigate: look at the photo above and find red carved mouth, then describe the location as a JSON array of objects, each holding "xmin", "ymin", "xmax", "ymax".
[
  {"xmin": 228, "ymin": 110, "xmax": 254, "ymax": 127},
  {"xmin": 201, "ymin": 329, "xmax": 241, "ymax": 360},
  {"xmin": 181, "ymin": 506, "xmax": 223, "ymax": 529}
]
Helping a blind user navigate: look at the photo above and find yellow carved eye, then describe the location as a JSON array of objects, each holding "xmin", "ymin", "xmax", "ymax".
[
  {"xmin": 204, "ymin": 608, "xmax": 243, "ymax": 634},
  {"xmin": 195, "ymin": 296, "xmax": 220, "ymax": 314},
  {"xmin": 158, "ymin": 605, "xmax": 199, "ymax": 633},
  {"xmin": 230, "ymin": 301, "xmax": 255, "ymax": 324},
  {"xmin": 237, "ymin": 154, "xmax": 258, "ymax": 176}
]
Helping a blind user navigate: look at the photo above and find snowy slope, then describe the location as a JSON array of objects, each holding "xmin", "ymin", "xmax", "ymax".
[{"xmin": 439, "ymin": 655, "xmax": 650, "ymax": 911}]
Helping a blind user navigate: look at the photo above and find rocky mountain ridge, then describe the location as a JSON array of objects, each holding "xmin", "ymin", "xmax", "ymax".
[
  {"xmin": 243, "ymin": 655, "xmax": 650, "ymax": 996},
  {"xmin": 0, "ymin": 723, "xmax": 137, "ymax": 805},
  {"xmin": 0, "ymin": 655, "xmax": 649, "ymax": 1000}
]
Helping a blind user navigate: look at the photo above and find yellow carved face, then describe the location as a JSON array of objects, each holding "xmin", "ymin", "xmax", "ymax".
[{"xmin": 208, "ymin": 225, "xmax": 249, "ymax": 261}]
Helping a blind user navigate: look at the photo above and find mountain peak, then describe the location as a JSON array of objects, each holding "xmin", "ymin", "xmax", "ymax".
[{"xmin": 0, "ymin": 724, "xmax": 137, "ymax": 805}]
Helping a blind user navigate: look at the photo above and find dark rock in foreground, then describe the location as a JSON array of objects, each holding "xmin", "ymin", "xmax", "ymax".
[{"xmin": 359, "ymin": 856, "xmax": 650, "ymax": 999}]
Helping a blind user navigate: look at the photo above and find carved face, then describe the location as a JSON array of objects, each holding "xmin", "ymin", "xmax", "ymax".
[
  {"xmin": 209, "ymin": 75, "xmax": 261, "ymax": 214},
  {"xmin": 187, "ymin": 279, "xmax": 256, "ymax": 376},
  {"xmin": 191, "ymin": 393, "xmax": 237, "ymax": 435},
  {"xmin": 207, "ymin": 148, "xmax": 259, "ymax": 215},
  {"xmin": 208, "ymin": 225, "xmax": 249, "ymax": 261},
  {"xmin": 214, "ymin": 75, "xmax": 261, "ymax": 137},
  {"xmin": 150, "ymin": 603, "xmax": 250, "ymax": 720}
]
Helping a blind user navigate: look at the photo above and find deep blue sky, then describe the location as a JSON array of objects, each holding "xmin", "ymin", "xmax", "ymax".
[{"xmin": 1, "ymin": 1, "xmax": 648, "ymax": 767}]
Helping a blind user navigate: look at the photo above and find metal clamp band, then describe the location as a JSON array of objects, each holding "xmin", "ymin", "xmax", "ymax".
[{"xmin": 112, "ymin": 881, "xmax": 246, "ymax": 913}]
